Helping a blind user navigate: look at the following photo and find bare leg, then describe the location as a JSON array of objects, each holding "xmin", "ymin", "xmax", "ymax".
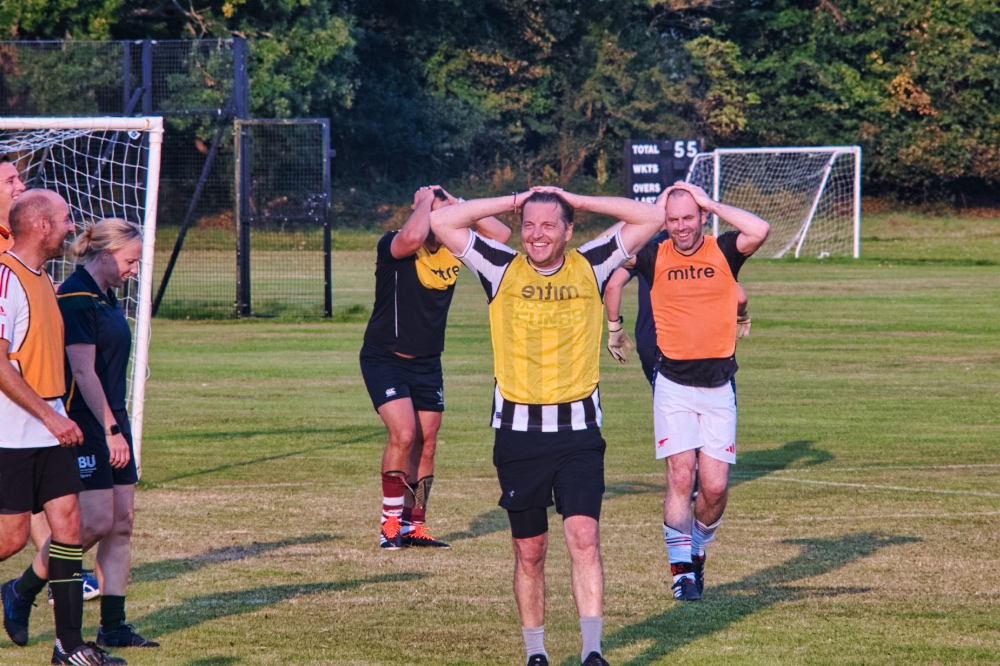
[
  {"xmin": 693, "ymin": 453, "xmax": 729, "ymax": 526},
  {"xmin": 512, "ymin": 533, "xmax": 548, "ymax": 628},
  {"xmin": 0, "ymin": 513, "xmax": 30, "ymax": 561},
  {"xmin": 378, "ymin": 398, "xmax": 417, "ymax": 474},
  {"xmin": 563, "ymin": 515, "xmax": 603, "ymax": 617},
  {"xmin": 663, "ymin": 449, "xmax": 697, "ymax": 530},
  {"xmin": 30, "ymin": 512, "xmax": 51, "ymax": 551},
  {"xmin": 93, "ymin": 485, "xmax": 134, "ymax": 597}
]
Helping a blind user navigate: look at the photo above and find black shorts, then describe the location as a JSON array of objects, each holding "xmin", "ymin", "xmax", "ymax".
[
  {"xmin": 70, "ymin": 409, "xmax": 139, "ymax": 490},
  {"xmin": 359, "ymin": 342, "xmax": 444, "ymax": 412},
  {"xmin": 0, "ymin": 446, "xmax": 84, "ymax": 515},
  {"xmin": 493, "ymin": 427, "xmax": 606, "ymax": 539}
]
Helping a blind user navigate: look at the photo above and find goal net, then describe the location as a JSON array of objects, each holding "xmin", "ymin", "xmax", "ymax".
[
  {"xmin": 0, "ymin": 117, "xmax": 164, "ymax": 475},
  {"xmin": 685, "ymin": 146, "xmax": 861, "ymax": 258}
]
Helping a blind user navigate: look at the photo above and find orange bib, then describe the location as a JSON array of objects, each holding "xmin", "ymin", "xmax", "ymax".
[
  {"xmin": 649, "ymin": 235, "xmax": 738, "ymax": 360},
  {"xmin": 0, "ymin": 254, "xmax": 66, "ymax": 399}
]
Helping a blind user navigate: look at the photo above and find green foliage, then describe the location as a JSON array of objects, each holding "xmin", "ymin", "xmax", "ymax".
[
  {"xmin": 1, "ymin": 41, "xmax": 122, "ymax": 115},
  {"xmin": 0, "ymin": 0, "xmax": 124, "ymax": 39},
  {"xmin": 3, "ymin": 0, "xmax": 1000, "ymax": 201},
  {"xmin": 712, "ymin": 0, "xmax": 1000, "ymax": 200}
]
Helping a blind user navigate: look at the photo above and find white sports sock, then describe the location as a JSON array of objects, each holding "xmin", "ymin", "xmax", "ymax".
[{"xmin": 522, "ymin": 625, "xmax": 547, "ymax": 661}]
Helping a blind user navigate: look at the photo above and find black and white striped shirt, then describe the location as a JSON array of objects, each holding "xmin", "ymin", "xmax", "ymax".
[{"xmin": 458, "ymin": 231, "xmax": 629, "ymax": 431}]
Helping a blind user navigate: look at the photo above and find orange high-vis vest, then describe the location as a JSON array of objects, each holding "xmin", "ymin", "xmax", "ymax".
[
  {"xmin": 0, "ymin": 253, "xmax": 66, "ymax": 399},
  {"xmin": 649, "ymin": 235, "xmax": 738, "ymax": 360}
]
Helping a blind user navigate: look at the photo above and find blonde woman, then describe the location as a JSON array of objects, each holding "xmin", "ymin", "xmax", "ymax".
[{"xmin": 60, "ymin": 219, "xmax": 156, "ymax": 648}]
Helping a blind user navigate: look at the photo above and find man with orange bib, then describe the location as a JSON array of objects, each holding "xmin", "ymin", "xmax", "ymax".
[{"xmin": 632, "ymin": 181, "xmax": 769, "ymax": 601}]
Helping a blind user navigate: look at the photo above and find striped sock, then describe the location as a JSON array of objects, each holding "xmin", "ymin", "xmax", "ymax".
[
  {"xmin": 691, "ymin": 517, "xmax": 721, "ymax": 557},
  {"xmin": 381, "ymin": 472, "xmax": 406, "ymax": 523},
  {"xmin": 664, "ymin": 524, "xmax": 694, "ymax": 584},
  {"xmin": 48, "ymin": 541, "xmax": 84, "ymax": 653}
]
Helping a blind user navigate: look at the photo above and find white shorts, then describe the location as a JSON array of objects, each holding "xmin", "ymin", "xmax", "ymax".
[{"xmin": 652, "ymin": 372, "xmax": 737, "ymax": 464}]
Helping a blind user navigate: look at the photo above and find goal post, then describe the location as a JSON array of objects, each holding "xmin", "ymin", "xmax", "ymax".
[
  {"xmin": 0, "ymin": 116, "xmax": 164, "ymax": 476},
  {"xmin": 686, "ymin": 146, "xmax": 861, "ymax": 258}
]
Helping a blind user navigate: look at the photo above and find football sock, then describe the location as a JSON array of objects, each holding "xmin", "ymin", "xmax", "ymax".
[
  {"xmin": 409, "ymin": 475, "xmax": 434, "ymax": 527},
  {"xmin": 48, "ymin": 541, "xmax": 84, "ymax": 653},
  {"xmin": 664, "ymin": 524, "xmax": 694, "ymax": 583},
  {"xmin": 522, "ymin": 625, "xmax": 547, "ymax": 661},
  {"xmin": 100, "ymin": 595, "xmax": 127, "ymax": 632},
  {"xmin": 579, "ymin": 615, "xmax": 603, "ymax": 662},
  {"xmin": 381, "ymin": 472, "xmax": 407, "ymax": 523},
  {"xmin": 14, "ymin": 562, "xmax": 47, "ymax": 602},
  {"xmin": 691, "ymin": 517, "xmax": 721, "ymax": 557}
]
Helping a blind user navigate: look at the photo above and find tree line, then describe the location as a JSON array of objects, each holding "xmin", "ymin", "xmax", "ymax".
[{"xmin": 3, "ymin": 0, "xmax": 998, "ymax": 203}]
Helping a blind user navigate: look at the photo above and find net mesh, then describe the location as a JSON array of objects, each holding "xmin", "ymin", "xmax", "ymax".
[
  {"xmin": 0, "ymin": 125, "xmax": 154, "ymax": 408},
  {"xmin": 686, "ymin": 148, "xmax": 859, "ymax": 258}
]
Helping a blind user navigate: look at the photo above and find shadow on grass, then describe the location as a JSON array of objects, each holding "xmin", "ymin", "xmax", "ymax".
[
  {"xmin": 732, "ymin": 439, "xmax": 832, "ymax": 488},
  {"xmin": 599, "ymin": 532, "xmax": 918, "ymax": 666},
  {"xmin": 139, "ymin": 573, "xmax": 424, "ymax": 640},
  {"xmin": 442, "ymin": 508, "xmax": 510, "ymax": 542},
  {"xmin": 132, "ymin": 534, "xmax": 337, "ymax": 583},
  {"xmin": 445, "ymin": 440, "xmax": 832, "ymax": 544},
  {"xmin": 147, "ymin": 426, "xmax": 384, "ymax": 485}
]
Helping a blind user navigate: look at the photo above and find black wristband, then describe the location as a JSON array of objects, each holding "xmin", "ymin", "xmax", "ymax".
[
  {"xmin": 609, "ymin": 315, "xmax": 623, "ymax": 325},
  {"xmin": 105, "ymin": 424, "xmax": 121, "ymax": 436}
]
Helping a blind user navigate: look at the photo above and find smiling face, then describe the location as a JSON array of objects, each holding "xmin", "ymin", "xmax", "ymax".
[
  {"xmin": 664, "ymin": 190, "xmax": 707, "ymax": 255},
  {"xmin": 41, "ymin": 198, "xmax": 75, "ymax": 261},
  {"xmin": 0, "ymin": 161, "xmax": 26, "ymax": 225},
  {"xmin": 103, "ymin": 239, "xmax": 143, "ymax": 289},
  {"xmin": 520, "ymin": 200, "xmax": 572, "ymax": 270}
]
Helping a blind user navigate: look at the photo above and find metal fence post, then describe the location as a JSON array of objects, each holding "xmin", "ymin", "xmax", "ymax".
[{"xmin": 234, "ymin": 38, "xmax": 252, "ymax": 316}]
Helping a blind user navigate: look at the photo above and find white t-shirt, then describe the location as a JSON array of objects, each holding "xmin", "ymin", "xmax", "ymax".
[{"xmin": 0, "ymin": 254, "xmax": 65, "ymax": 449}]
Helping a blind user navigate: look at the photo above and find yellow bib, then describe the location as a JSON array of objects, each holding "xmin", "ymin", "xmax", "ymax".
[
  {"xmin": 489, "ymin": 252, "xmax": 603, "ymax": 404},
  {"xmin": 414, "ymin": 245, "xmax": 461, "ymax": 290}
]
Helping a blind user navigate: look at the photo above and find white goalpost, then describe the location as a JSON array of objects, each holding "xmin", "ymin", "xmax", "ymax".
[
  {"xmin": 0, "ymin": 117, "xmax": 164, "ymax": 476},
  {"xmin": 686, "ymin": 146, "xmax": 862, "ymax": 258}
]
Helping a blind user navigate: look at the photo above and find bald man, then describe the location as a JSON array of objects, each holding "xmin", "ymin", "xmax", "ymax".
[
  {"xmin": 631, "ymin": 181, "xmax": 769, "ymax": 602},
  {"xmin": 0, "ymin": 190, "xmax": 125, "ymax": 665}
]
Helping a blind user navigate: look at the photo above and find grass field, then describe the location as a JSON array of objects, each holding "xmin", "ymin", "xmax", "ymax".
[{"xmin": 3, "ymin": 212, "xmax": 999, "ymax": 665}]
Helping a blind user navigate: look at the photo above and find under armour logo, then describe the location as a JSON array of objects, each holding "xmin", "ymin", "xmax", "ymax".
[{"xmin": 509, "ymin": 490, "xmax": 515, "ymax": 497}]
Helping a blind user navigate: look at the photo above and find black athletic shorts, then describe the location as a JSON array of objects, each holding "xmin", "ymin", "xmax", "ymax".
[
  {"xmin": 70, "ymin": 408, "xmax": 138, "ymax": 490},
  {"xmin": 0, "ymin": 446, "xmax": 84, "ymax": 515},
  {"xmin": 359, "ymin": 342, "xmax": 444, "ymax": 412},
  {"xmin": 493, "ymin": 427, "xmax": 606, "ymax": 539}
]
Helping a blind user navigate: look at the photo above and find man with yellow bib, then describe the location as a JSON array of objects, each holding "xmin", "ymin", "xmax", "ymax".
[
  {"xmin": 361, "ymin": 186, "xmax": 510, "ymax": 550},
  {"xmin": 431, "ymin": 188, "xmax": 664, "ymax": 666}
]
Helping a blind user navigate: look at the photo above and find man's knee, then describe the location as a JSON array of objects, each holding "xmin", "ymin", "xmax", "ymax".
[
  {"xmin": 697, "ymin": 474, "xmax": 729, "ymax": 501},
  {"xmin": 81, "ymin": 511, "xmax": 115, "ymax": 544},
  {"xmin": 563, "ymin": 515, "xmax": 601, "ymax": 562},
  {"xmin": 513, "ymin": 536, "xmax": 547, "ymax": 571},
  {"xmin": 0, "ymin": 528, "xmax": 29, "ymax": 561},
  {"xmin": 666, "ymin": 458, "xmax": 697, "ymax": 495},
  {"xmin": 386, "ymin": 425, "xmax": 416, "ymax": 451},
  {"xmin": 45, "ymin": 497, "xmax": 82, "ymax": 543}
]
